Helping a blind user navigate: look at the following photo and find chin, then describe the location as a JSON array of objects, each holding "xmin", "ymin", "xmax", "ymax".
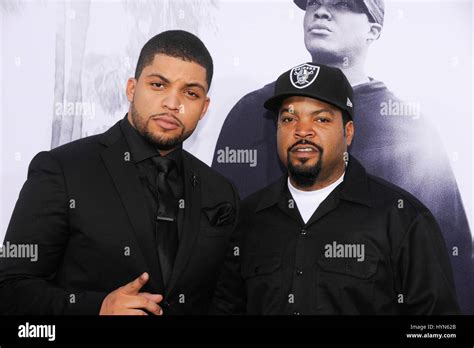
[
  {"xmin": 290, "ymin": 160, "xmax": 312, "ymax": 169},
  {"xmin": 148, "ymin": 125, "xmax": 180, "ymax": 138},
  {"xmin": 305, "ymin": 41, "xmax": 341, "ymax": 59},
  {"xmin": 291, "ymin": 154, "xmax": 318, "ymax": 164}
]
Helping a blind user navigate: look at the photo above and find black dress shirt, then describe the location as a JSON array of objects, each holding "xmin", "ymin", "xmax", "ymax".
[{"xmin": 120, "ymin": 115, "xmax": 183, "ymax": 289}]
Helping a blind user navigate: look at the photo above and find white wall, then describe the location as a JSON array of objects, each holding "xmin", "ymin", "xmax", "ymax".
[{"xmin": 1, "ymin": 0, "xmax": 472, "ymax": 242}]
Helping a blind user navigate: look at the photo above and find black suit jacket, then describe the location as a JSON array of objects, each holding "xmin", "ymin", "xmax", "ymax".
[{"xmin": 0, "ymin": 120, "xmax": 239, "ymax": 315}]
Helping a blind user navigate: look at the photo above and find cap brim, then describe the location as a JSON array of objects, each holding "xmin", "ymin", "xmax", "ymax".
[
  {"xmin": 295, "ymin": 0, "xmax": 382, "ymax": 25},
  {"xmin": 263, "ymin": 94, "xmax": 290, "ymax": 114},
  {"xmin": 263, "ymin": 92, "xmax": 350, "ymax": 119},
  {"xmin": 293, "ymin": 0, "xmax": 307, "ymax": 10}
]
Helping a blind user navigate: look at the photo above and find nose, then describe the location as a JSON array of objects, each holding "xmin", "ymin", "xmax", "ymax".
[
  {"xmin": 313, "ymin": 3, "xmax": 332, "ymax": 20},
  {"xmin": 162, "ymin": 89, "xmax": 181, "ymax": 112},
  {"xmin": 294, "ymin": 119, "xmax": 315, "ymax": 139}
]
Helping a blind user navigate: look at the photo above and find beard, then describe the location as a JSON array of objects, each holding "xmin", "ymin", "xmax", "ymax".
[
  {"xmin": 287, "ymin": 140, "xmax": 323, "ymax": 188},
  {"xmin": 130, "ymin": 102, "xmax": 190, "ymax": 151}
]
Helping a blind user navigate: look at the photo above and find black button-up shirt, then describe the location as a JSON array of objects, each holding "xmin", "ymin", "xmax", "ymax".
[
  {"xmin": 211, "ymin": 156, "xmax": 460, "ymax": 315},
  {"xmin": 120, "ymin": 115, "xmax": 184, "ymax": 287}
]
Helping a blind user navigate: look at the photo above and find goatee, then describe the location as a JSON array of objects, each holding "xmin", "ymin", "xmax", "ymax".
[{"xmin": 287, "ymin": 139, "xmax": 323, "ymax": 188}]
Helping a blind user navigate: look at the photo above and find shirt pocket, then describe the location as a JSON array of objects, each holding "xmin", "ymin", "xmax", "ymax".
[
  {"xmin": 315, "ymin": 254, "xmax": 379, "ymax": 314},
  {"xmin": 241, "ymin": 252, "xmax": 282, "ymax": 314}
]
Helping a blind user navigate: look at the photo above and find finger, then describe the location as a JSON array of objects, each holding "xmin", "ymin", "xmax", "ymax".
[
  {"xmin": 121, "ymin": 272, "xmax": 149, "ymax": 295},
  {"xmin": 126, "ymin": 296, "xmax": 162, "ymax": 316},
  {"xmin": 138, "ymin": 293, "xmax": 163, "ymax": 303},
  {"xmin": 140, "ymin": 298, "xmax": 163, "ymax": 316},
  {"xmin": 122, "ymin": 309, "xmax": 149, "ymax": 316}
]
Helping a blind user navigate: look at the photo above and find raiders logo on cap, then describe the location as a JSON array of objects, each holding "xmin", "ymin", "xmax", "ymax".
[
  {"xmin": 264, "ymin": 62, "xmax": 354, "ymax": 120},
  {"xmin": 290, "ymin": 63, "xmax": 320, "ymax": 89}
]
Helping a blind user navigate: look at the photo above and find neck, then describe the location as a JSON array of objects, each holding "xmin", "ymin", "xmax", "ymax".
[
  {"xmin": 311, "ymin": 52, "xmax": 369, "ymax": 86},
  {"xmin": 158, "ymin": 149, "xmax": 175, "ymax": 157},
  {"xmin": 126, "ymin": 110, "xmax": 179, "ymax": 157},
  {"xmin": 290, "ymin": 162, "xmax": 346, "ymax": 192}
]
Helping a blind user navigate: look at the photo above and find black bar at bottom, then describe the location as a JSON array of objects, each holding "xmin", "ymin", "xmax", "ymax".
[{"xmin": 0, "ymin": 315, "xmax": 472, "ymax": 346}]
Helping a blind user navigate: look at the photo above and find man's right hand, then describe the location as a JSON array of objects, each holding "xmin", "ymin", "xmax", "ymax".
[{"xmin": 99, "ymin": 272, "xmax": 163, "ymax": 315}]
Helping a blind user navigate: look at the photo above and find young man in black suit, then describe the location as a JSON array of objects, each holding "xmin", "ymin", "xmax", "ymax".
[{"xmin": 0, "ymin": 30, "xmax": 239, "ymax": 315}]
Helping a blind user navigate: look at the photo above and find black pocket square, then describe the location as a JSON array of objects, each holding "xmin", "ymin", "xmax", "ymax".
[{"xmin": 203, "ymin": 202, "xmax": 235, "ymax": 227}]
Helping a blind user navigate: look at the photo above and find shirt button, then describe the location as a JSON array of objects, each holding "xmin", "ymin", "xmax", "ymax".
[
  {"xmin": 296, "ymin": 269, "xmax": 303, "ymax": 276},
  {"xmin": 300, "ymin": 229, "xmax": 307, "ymax": 235}
]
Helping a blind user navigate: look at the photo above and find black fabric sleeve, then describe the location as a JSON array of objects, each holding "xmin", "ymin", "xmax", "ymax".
[{"xmin": 0, "ymin": 151, "xmax": 107, "ymax": 315}]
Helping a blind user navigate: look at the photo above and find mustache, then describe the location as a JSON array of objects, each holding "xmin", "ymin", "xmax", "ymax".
[{"xmin": 288, "ymin": 139, "xmax": 323, "ymax": 153}]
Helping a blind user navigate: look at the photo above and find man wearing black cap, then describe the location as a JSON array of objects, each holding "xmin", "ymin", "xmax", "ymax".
[
  {"xmin": 211, "ymin": 63, "xmax": 460, "ymax": 315},
  {"xmin": 212, "ymin": 0, "xmax": 473, "ymax": 314}
]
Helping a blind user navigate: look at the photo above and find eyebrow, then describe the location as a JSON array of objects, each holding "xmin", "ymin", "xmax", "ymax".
[
  {"xmin": 279, "ymin": 108, "xmax": 336, "ymax": 116},
  {"xmin": 147, "ymin": 73, "xmax": 170, "ymax": 83},
  {"xmin": 146, "ymin": 73, "xmax": 207, "ymax": 92},
  {"xmin": 311, "ymin": 108, "xmax": 336, "ymax": 116},
  {"xmin": 185, "ymin": 82, "xmax": 207, "ymax": 92},
  {"xmin": 280, "ymin": 108, "xmax": 294, "ymax": 115}
]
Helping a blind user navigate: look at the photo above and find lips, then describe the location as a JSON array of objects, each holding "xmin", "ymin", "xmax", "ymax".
[
  {"xmin": 308, "ymin": 23, "xmax": 332, "ymax": 34},
  {"xmin": 152, "ymin": 114, "xmax": 180, "ymax": 131},
  {"xmin": 291, "ymin": 145, "xmax": 319, "ymax": 153},
  {"xmin": 289, "ymin": 140, "xmax": 322, "ymax": 159},
  {"xmin": 309, "ymin": 23, "xmax": 332, "ymax": 31}
]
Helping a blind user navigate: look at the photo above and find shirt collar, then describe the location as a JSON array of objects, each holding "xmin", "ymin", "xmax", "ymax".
[
  {"xmin": 255, "ymin": 155, "xmax": 372, "ymax": 213},
  {"xmin": 120, "ymin": 114, "xmax": 183, "ymax": 174},
  {"xmin": 338, "ymin": 156, "xmax": 373, "ymax": 207},
  {"xmin": 287, "ymin": 171, "xmax": 345, "ymax": 196}
]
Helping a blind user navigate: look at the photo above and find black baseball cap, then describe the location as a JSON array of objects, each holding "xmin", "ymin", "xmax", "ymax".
[
  {"xmin": 263, "ymin": 62, "xmax": 354, "ymax": 120},
  {"xmin": 293, "ymin": 0, "xmax": 385, "ymax": 26}
]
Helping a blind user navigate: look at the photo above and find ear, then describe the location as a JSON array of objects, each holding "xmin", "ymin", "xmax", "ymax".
[
  {"xmin": 367, "ymin": 23, "xmax": 382, "ymax": 43},
  {"xmin": 199, "ymin": 96, "xmax": 211, "ymax": 120},
  {"xmin": 126, "ymin": 78, "xmax": 137, "ymax": 103},
  {"xmin": 345, "ymin": 120, "xmax": 354, "ymax": 147}
]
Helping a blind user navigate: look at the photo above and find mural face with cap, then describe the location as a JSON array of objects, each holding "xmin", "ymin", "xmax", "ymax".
[
  {"xmin": 300, "ymin": 0, "xmax": 383, "ymax": 64},
  {"xmin": 277, "ymin": 96, "xmax": 354, "ymax": 190}
]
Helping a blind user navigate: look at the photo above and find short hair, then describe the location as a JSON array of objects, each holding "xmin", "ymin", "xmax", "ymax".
[
  {"xmin": 134, "ymin": 30, "xmax": 213, "ymax": 90},
  {"xmin": 342, "ymin": 111, "xmax": 351, "ymax": 127}
]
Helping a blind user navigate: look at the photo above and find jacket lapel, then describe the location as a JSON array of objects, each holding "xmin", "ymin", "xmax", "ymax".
[
  {"xmin": 166, "ymin": 151, "xmax": 202, "ymax": 297},
  {"xmin": 99, "ymin": 122, "xmax": 163, "ymax": 293}
]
